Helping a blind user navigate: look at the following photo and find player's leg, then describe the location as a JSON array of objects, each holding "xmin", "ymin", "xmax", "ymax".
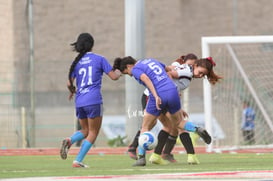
[
  {"xmin": 72, "ymin": 104, "xmax": 103, "ymax": 168},
  {"xmin": 150, "ymin": 106, "xmax": 181, "ymax": 165},
  {"xmin": 164, "ymin": 109, "xmax": 199, "ymax": 164},
  {"xmin": 133, "ymin": 112, "xmax": 157, "ymax": 167},
  {"xmin": 127, "ymin": 130, "xmax": 140, "ymax": 160},
  {"xmin": 150, "ymin": 89, "xmax": 181, "ymax": 164},
  {"xmin": 178, "ymin": 119, "xmax": 211, "ymax": 145},
  {"xmin": 162, "ymin": 128, "xmax": 200, "ymax": 164},
  {"xmin": 179, "ymin": 131, "xmax": 200, "ymax": 164},
  {"xmin": 128, "ymin": 93, "xmax": 147, "ymax": 160},
  {"xmin": 162, "ymin": 128, "xmax": 178, "ymax": 163},
  {"xmin": 71, "ymin": 118, "xmax": 90, "ymax": 167},
  {"xmin": 249, "ymin": 130, "xmax": 255, "ymax": 144},
  {"xmin": 60, "ymin": 108, "xmax": 87, "ymax": 160},
  {"xmin": 149, "ymin": 113, "xmax": 171, "ymax": 165},
  {"xmin": 75, "ymin": 119, "xmax": 83, "ymax": 147},
  {"xmin": 160, "ymin": 110, "xmax": 203, "ymax": 164},
  {"xmin": 246, "ymin": 130, "xmax": 250, "ymax": 144},
  {"xmin": 73, "ymin": 115, "xmax": 102, "ymax": 168}
]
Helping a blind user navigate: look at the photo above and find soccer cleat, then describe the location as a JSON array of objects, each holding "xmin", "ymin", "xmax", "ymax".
[
  {"xmin": 187, "ymin": 154, "xmax": 200, "ymax": 165},
  {"xmin": 127, "ymin": 147, "xmax": 137, "ymax": 160},
  {"xmin": 162, "ymin": 154, "xmax": 177, "ymax": 163},
  {"xmin": 195, "ymin": 127, "xmax": 212, "ymax": 144},
  {"xmin": 60, "ymin": 138, "xmax": 72, "ymax": 160},
  {"xmin": 149, "ymin": 153, "xmax": 168, "ymax": 165},
  {"xmin": 72, "ymin": 160, "xmax": 89, "ymax": 168},
  {"xmin": 132, "ymin": 156, "xmax": 146, "ymax": 166}
]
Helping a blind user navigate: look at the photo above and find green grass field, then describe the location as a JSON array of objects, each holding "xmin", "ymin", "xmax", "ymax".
[{"xmin": 0, "ymin": 153, "xmax": 273, "ymax": 179}]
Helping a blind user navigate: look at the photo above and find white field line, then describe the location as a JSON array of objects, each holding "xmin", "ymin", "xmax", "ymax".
[{"xmin": 1, "ymin": 170, "xmax": 273, "ymax": 181}]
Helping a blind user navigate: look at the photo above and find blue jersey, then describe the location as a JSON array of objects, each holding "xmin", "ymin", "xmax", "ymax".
[
  {"xmin": 132, "ymin": 58, "xmax": 180, "ymax": 115},
  {"xmin": 132, "ymin": 58, "xmax": 177, "ymax": 92},
  {"xmin": 70, "ymin": 52, "xmax": 112, "ymax": 107}
]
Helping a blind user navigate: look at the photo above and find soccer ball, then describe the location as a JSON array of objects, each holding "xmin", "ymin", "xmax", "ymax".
[{"xmin": 138, "ymin": 131, "xmax": 158, "ymax": 150}]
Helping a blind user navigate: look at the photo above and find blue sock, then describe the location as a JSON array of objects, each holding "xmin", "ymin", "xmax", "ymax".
[
  {"xmin": 184, "ymin": 122, "xmax": 197, "ymax": 132},
  {"xmin": 70, "ymin": 131, "xmax": 84, "ymax": 144},
  {"xmin": 137, "ymin": 146, "xmax": 146, "ymax": 156},
  {"xmin": 75, "ymin": 140, "xmax": 92, "ymax": 162}
]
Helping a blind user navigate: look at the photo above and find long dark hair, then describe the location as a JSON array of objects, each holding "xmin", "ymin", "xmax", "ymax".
[
  {"xmin": 175, "ymin": 53, "xmax": 198, "ymax": 64},
  {"xmin": 113, "ymin": 56, "xmax": 137, "ymax": 72},
  {"xmin": 67, "ymin": 33, "xmax": 94, "ymax": 93}
]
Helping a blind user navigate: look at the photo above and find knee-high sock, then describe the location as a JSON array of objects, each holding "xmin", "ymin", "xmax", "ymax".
[
  {"xmin": 180, "ymin": 132, "xmax": 195, "ymax": 154},
  {"xmin": 129, "ymin": 130, "xmax": 140, "ymax": 150},
  {"xmin": 154, "ymin": 130, "xmax": 169, "ymax": 155},
  {"xmin": 138, "ymin": 145, "xmax": 145, "ymax": 156},
  {"xmin": 163, "ymin": 135, "xmax": 177, "ymax": 155},
  {"xmin": 75, "ymin": 139, "xmax": 92, "ymax": 162},
  {"xmin": 70, "ymin": 131, "xmax": 85, "ymax": 144}
]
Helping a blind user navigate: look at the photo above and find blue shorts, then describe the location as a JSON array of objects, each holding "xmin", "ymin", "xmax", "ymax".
[
  {"xmin": 146, "ymin": 88, "xmax": 181, "ymax": 116},
  {"xmin": 76, "ymin": 104, "xmax": 103, "ymax": 119}
]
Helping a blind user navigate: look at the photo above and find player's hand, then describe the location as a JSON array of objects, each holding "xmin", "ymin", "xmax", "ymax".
[
  {"xmin": 67, "ymin": 85, "xmax": 76, "ymax": 93},
  {"xmin": 68, "ymin": 93, "xmax": 74, "ymax": 100},
  {"xmin": 181, "ymin": 109, "xmax": 188, "ymax": 119},
  {"xmin": 114, "ymin": 69, "xmax": 121, "ymax": 75},
  {"xmin": 114, "ymin": 69, "xmax": 122, "ymax": 79}
]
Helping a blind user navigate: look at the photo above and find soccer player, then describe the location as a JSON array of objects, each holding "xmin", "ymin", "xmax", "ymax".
[
  {"xmin": 128, "ymin": 54, "xmax": 201, "ymax": 164},
  {"xmin": 60, "ymin": 33, "xmax": 121, "ymax": 168},
  {"xmin": 149, "ymin": 56, "xmax": 222, "ymax": 165},
  {"xmin": 113, "ymin": 56, "xmax": 211, "ymax": 166}
]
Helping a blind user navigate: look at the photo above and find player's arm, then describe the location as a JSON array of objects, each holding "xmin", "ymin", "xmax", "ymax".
[
  {"xmin": 165, "ymin": 65, "xmax": 174, "ymax": 72},
  {"xmin": 139, "ymin": 73, "xmax": 161, "ymax": 110},
  {"xmin": 67, "ymin": 78, "xmax": 76, "ymax": 100},
  {"xmin": 107, "ymin": 69, "xmax": 122, "ymax": 80},
  {"xmin": 168, "ymin": 69, "xmax": 179, "ymax": 79},
  {"xmin": 181, "ymin": 109, "xmax": 189, "ymax": 119},
  {"xmin": 170, "ymin": 65, "xmax": 193, "ymax": 79},
  {"xmin": 165, "ymin": 65, "xmax": 177, "ymax": 78}
]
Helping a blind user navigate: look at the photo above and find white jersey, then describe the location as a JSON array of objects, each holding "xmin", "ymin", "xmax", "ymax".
[
  {"xmin": 143, "ymin": 88, "xmax": 150, "ymax": 96},
  {"xmin": 143, "ymin": 62, "xmax": 193, "ymax": 96},
  {"xmin": 171, "ymin": 62, "xmax": 193, "ymax": 91}
]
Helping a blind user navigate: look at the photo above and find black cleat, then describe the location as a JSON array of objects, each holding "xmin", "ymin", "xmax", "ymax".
[
  {"xmin": 127, "ymin": 147, "xmax": 137, "ymax": 160},
  {"xmin": 195, "ymin": 127, "xmax": 212, "ymax": 144},
  {"xmin": 132, "ymin": 157, "xmax": 146, "ymax": 166},
  {"xmin": 60, "ymin": 138, "xmax": 72, "ymax": 160},
  {"xmin": 162, "ymin": 154, "xmax": 177, "ymax": 163}
]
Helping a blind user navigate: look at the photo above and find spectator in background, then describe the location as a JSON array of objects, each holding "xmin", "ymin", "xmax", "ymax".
[{"xmin": 241, "ymin": 101, "xmax": 256, "ymax": 145}]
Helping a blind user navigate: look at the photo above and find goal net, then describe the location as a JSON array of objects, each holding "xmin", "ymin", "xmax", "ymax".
[{"xmin": 201, "ymin": 36, "xmax": 273, "ymax": 152}]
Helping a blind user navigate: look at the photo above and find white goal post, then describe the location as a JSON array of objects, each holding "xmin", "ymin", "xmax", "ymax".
[{"xmin": 202, "ymin": 35, "xmax": 273, "ymax": 152}]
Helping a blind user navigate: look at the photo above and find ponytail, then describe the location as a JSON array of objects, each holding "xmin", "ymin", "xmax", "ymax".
[
  {"xmin": 113, "ymin": 56, "xmax": 137, "ymax": 72},
  {"xmin": 175, "ymin": 53, "xmax": 198, "ymax": 64},
  {"xmin": 207, "ymin": 69, "xmax": 222, "ymax": 85},
  {"xmin": 67, "ymin": 52, "xmax": 85, "ymax": 93},
  {"xmin": 67, "ymin": 33, "xmax": 94, "ymax": 94}
]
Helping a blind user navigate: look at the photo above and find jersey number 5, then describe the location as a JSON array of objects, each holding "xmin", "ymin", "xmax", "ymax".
[{"xmin": 148, "ymin": 62, "xmax": 162, "ymax": 75}]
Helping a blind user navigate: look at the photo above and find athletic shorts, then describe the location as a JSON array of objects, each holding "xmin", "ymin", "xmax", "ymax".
[
  {"xmin": 76, "ymin": 104, "xmax": 103, "ymax": 119},
  {"xmin": 145, "ymin": 88, "xmax": 181, "ymax": 116}
]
